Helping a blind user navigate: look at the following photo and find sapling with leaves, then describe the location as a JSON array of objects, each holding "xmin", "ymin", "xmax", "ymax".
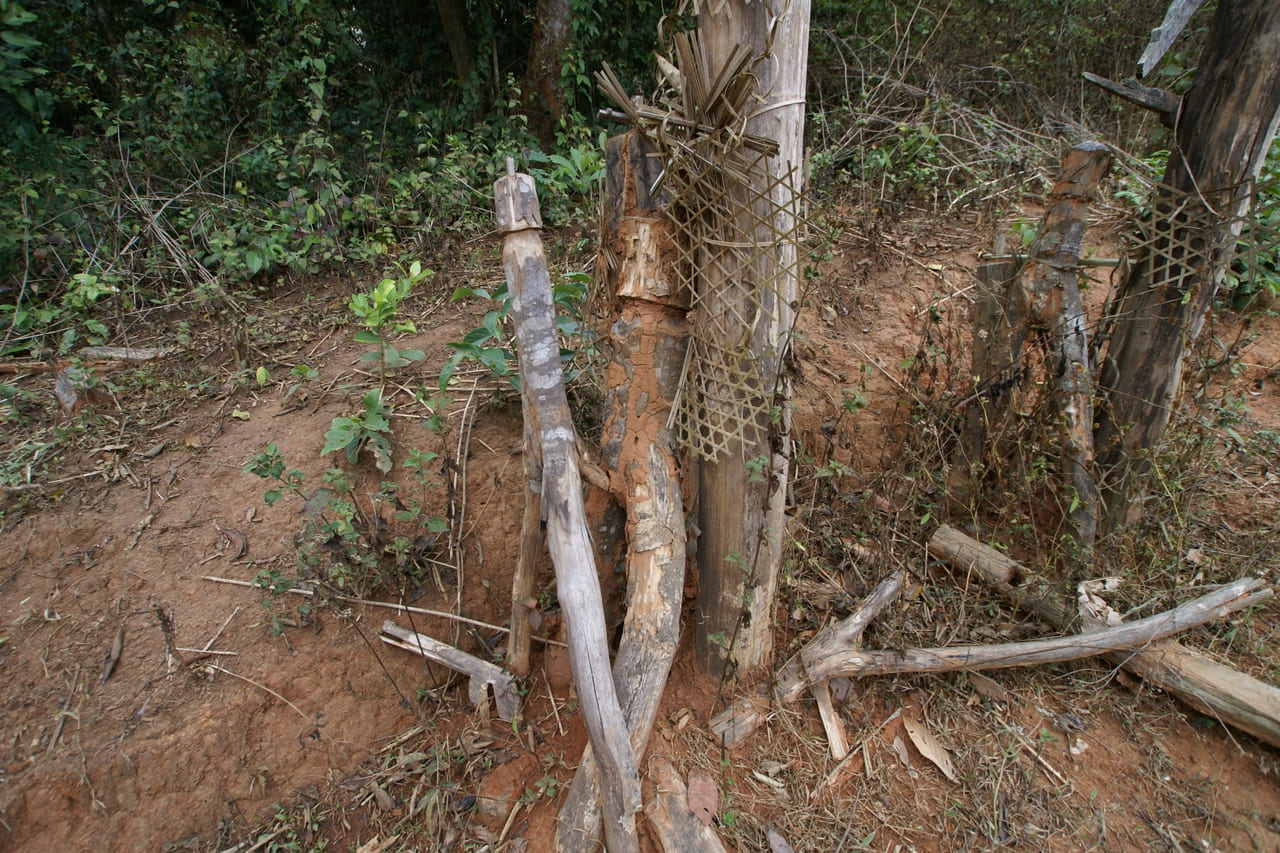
[{"xmin": 349, "ymin": 261, "xmax": 432, "ymax": 383}]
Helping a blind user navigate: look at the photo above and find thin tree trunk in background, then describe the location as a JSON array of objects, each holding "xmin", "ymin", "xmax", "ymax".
[
  {"xmin": 695, "ymin": 0, "xmax": 811, "ymax": 681},
  {"xmin": 523, "ymin": 0, "xmax": 574, "ymax": 144},
  {"xmin": 1095, "ymin": 0, "xmax": 1280, "ymax": 531},
  {"xmin": 1012, "ymin": 142, "xmax": 1111, "ymax": 561},
  {"xmin": 434, "ymin": 0, "xmax": 475, "ymax": 81}
]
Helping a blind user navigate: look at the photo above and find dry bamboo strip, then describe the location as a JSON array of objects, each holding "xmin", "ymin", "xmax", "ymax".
[{"xmin": 201, "ymin": 575, "xmax": 567, "ymax": 648}]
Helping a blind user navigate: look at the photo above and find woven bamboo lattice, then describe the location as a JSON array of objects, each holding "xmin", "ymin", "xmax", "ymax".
[
  {"xmin": 598, "ymin": 31, "xmax": 805, "ymax": 461},
  {"xmin": 1121, "ymin": 175, "xmax": 1279, "ymax": 301}
]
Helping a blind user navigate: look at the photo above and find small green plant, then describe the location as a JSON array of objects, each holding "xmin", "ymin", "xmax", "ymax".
[
  {"xmin": 349, "ymin": 261, "xmax": 432, "ymax": 379},
  {"xmin": 244, "ymin": 443, "xmax": 448, "ymax": 602},
  {"xmin": 527, "ymin": 138, "xmax": 607, "ymax": 223},
  {"xmin": 322, "ymin": 389, "xmax": 394, "ymax": 472},
  {"xmin": 438, "ymin": 269, "xmax": 595, "ymax": 391},
  {"xmin": 438, "ymin": 283, "xmax": 516, "ymax": 390}
]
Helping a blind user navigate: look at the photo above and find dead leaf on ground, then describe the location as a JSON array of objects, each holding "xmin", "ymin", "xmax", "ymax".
[
  {"xmin": 969, "ymin": 672, "xmax": 1013, "ymax": 704},
  {"xmin": 891, "ymin": 735, "xmax": 912, "ymax": 768},
  {"xmin": 767, "ymin": 826, "xmax": 796, "ymax": 853},
  {"xmin": 686, "ymin": 767, "xmax": 718, "ymax": 826},
  {"xmin": 369, "ymin": 782, "xmax": 394, "ymax": 811},
  {"xmin": 219, "ymin": 527, "xmax": 248, "ymax": 559},
  {"xmin": 355, "ymin": 837, "xmax": 400, "ymax": 853},
  {"xmin": 902, "ymin": 713, "xmax": 958, "ymax": 782}
]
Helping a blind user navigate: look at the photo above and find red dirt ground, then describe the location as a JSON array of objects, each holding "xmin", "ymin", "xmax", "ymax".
[{"xmin": 2, "ymin": 216, "xmax": 1279, "ymax": 852}]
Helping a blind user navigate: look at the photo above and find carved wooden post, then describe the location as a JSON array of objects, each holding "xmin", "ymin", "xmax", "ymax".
[
  {"xmin": 1013, "ymin": 142, "xmax": 1111, "ymax": 558},
  {"xmin": 555, "ymin": 131, "xmax": 689, "ymax": 853},
  {"xmin": 494, "ymin": 160, "xmax": 640, "ymax": 852}
]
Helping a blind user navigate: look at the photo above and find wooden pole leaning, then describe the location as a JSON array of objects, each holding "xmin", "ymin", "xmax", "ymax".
[{"xmin": 494, "ymin": 159, "xmax": 641, "ymax": 852}]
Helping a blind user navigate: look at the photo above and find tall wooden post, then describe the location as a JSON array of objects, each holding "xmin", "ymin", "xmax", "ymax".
[
  {"xmin": 694, "ymin": 0, "xmax": 811, "ymax": 680},
  {"xmin": 1095, "ymin": 0, "xmax": 1280, "ymax": 529},
  {"xmin": 494, "ymin": 161, "xmax": 641, "ymax": 852},
  {"xmin": 555, "ymin": 131, "xmax": 689, "ymax": 852}
]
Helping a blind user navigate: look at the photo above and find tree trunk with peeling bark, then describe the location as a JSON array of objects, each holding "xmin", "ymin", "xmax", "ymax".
[
  {"xmin": 1095, "ymin": 0, "xmax": 1280, "ymax": 530},
  {"xmin": 694, "ymin": 0, "xmax": 811, "ymax": 681},
  {"xmin": 555, "ymin": 132, "xmax": 688, "ymax": 852}
]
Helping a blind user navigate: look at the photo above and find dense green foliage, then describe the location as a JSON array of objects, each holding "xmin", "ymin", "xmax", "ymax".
[
  {"xmin": 4, "ymin": 0, "xmax": 1271, "ymax": 359},
  {"xmin": 0, "ymin": 0, "xmax": 665, "ymax": 357}
]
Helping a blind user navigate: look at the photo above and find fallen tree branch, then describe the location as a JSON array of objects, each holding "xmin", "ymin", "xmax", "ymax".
[
  {"xmin": 776, "ymin": 570, "xmax": 907, "ymax": 704},
  {"xmin": 800, "ymin": 577, "xmax": 1270, "ymax": 682},
  {"xmin": 929, "ymin": 524, "xmax": 1280, "ymax": 748},
  {"xmin": 380, "ymin": 621, "xmax": 518, "ymax": 721},
  {"xmin": 707, "ymin": 571, "xmax": 905, "ymax": 750}
]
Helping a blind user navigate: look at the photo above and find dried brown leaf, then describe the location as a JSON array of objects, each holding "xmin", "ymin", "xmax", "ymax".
[
  {"xmin": 219, "ymin": 528, "xmax": 248, "ymax": 560},
  {"xmin": 767, "ymin": 827, "xmax": 796, "ymax": 853},
  {"xmin": 969, "ymin": 672, "xmax": 1012, "ymax": 704},
  {"xmin": 686, "ymin": 767, "xmax": 718, "ymax": 826},
  {"xmin": 902, "ymin": 713, "xmax": 957, "ymax": 782}
]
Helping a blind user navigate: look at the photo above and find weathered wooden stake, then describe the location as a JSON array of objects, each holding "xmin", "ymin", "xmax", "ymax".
[
  {"xmin": 1013, "ymin": 142, "xmax": 1111, "ymax": 558},
  {"xmin": 495, "ymin": 161, "xmax": 641, "ymax": 852},
  {"xmin": 507, "ymin": 383, "xmax": 544, "ymax": 677}
]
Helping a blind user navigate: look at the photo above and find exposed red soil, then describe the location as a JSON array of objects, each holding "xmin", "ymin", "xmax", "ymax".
[{"xmin": 2, "ymin": 216, "xmax": 1279, "ymax": 852}]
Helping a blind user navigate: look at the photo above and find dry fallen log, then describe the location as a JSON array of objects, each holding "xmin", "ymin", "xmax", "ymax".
[
  {"xmin": 776, "ymin": 570, "xmax": 907, "ymax": 704},
  {"xmin": 497, "ymin": 161, "xmax": 641, "ymax": 851},
  {"xmin": 927, "ymin": 525, "xmax": 1074, "ymax": 627},
  {"xmin": 710, "ymin": 571, "xmax": 905, "ymax": 750},
  {"xmin": 800, "ymin": 577, "xmax": 1270, "ymax": 682},
  {"xmin": 929, "ymin": 524, "xmax": 1280, "ymax": 748},
  {"xmin": 706, "ymin": 568, "xmax": 906, "ymax": 747},
  {"xmin": 380, "ymin": 622, "xmax": 518, "ymax": 721}
]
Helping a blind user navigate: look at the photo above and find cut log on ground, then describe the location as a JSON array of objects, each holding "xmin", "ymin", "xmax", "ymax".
[
  {"xmin": 380, "ymin": 622, "xmax": 518, "ymax": 721},
  {"xmin": 929, "ymin": 524, "xmax": 1280, "ymax": 748},
  {"xmin": 799, "ymin": 577, "xmax": 1270, "ymax": 682},
  {"xmin": 496, "ymin": 161, "xmax": 641, "ymax": 851}
]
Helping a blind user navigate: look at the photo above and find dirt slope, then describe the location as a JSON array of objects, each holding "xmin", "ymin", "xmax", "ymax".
[{"xmin": 2, "ymin": 218, "xmax": 1279, "ymax": 851}]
